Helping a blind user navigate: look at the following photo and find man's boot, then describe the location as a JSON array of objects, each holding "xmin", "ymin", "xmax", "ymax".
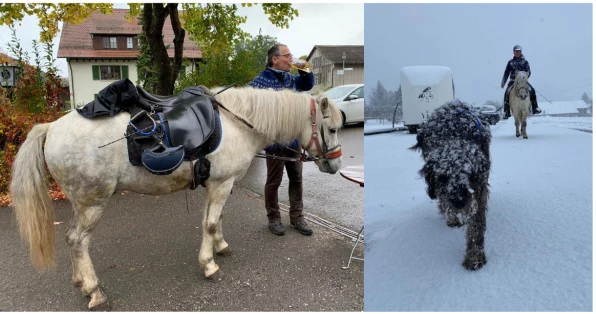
[{"xmin": 531, "ymin": 99, "xmax": 542, "ymax": 114}]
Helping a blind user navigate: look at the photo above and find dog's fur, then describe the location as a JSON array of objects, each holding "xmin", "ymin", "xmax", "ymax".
[{"xmin": 410, "ymin": 99, "xmax": 492, "ymax": 270}]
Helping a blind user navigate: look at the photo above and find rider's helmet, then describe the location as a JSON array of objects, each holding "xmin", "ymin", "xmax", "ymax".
[{"xmin": 513, "ymin": 45, "xmax": 522, "ymax": 51}]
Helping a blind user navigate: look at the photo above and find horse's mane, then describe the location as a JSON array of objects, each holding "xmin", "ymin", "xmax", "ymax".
[
  {"xmin": 213, "ymin": 87, "xmax": 342, "ymax": 142},
  {"xmin": 513, "ymin": 71, "xmax": 528, "ymax": 89}
]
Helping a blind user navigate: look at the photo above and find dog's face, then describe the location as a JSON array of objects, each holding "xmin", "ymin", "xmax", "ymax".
[{"xmin": 437, "ymin": 173, "xmax": 476, "ymax": 210}]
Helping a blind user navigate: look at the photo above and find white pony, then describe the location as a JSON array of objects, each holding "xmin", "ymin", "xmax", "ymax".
[
  {"xmin": 10, "ymin": 87, "xmax": 343, "ymax": 309},
  {"xmin": 509, "ymin": 71, "xmax": 532, "ymax": 139}
]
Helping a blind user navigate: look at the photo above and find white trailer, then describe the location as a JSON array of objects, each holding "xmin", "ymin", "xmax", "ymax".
[{"xmin": 400, "ymin": 65, "xmax": 455, "ymax": 133}]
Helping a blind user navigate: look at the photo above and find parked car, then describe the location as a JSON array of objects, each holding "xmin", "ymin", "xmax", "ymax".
[
  {"xmin": 324, "ymin": 84, "xmax": 364, "ymax": 125},
  {"xmin": 472, "ymin": 104, "xmax": 501, "ymax": 125}
]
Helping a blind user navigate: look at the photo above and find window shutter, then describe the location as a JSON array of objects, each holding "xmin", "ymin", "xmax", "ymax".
[
  {"xmin": 92, "ymin": 65, "xmax": 99, "ymax": 80},
  {"xmin": 121, "ymin": 65, "xmax": 129, "ymax": 79}
]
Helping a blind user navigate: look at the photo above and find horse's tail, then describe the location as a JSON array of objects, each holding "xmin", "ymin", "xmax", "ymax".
[{"xmin": 10, "ymin": 122, "xmax": 56, "ymax": 270}]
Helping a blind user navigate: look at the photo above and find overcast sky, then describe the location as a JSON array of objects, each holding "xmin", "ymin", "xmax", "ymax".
[
  {"xmin": 0, "ymin": 3, "xmax": 363, "ymax": 77},
  {"xmin": 364, "ymin": 3, "xmax": 593, "ymax": 104}
]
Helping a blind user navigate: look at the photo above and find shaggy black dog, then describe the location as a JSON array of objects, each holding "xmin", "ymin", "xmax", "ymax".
[{"xmin": 410, "ymin": 99, "xmax": 492, "ymax": 270}]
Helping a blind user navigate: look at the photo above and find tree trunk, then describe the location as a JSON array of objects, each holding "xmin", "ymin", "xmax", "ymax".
[{"xmin": 141, "ymin": 3, "xmax": 185, "ymax": 95}]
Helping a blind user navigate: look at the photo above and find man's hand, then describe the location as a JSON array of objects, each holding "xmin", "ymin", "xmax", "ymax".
[{"xmin": 501, "ymin": 83, "xmax": 505, "ymax": 89}]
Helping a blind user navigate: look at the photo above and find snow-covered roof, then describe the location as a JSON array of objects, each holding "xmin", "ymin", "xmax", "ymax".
[
  {"xmin": 537, "ymin": 101, "xmax": 589, "ymax": 115},
  {"xmin": 400, "ymin": 66, "xmax": 452, "ymax": 86}
]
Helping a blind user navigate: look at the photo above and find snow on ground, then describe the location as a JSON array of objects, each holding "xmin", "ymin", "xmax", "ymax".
[
  {"xmin": 531, "ymin": 115, "xmax": 593, "ymax": 131},
  {"xmin": 364, "ymin": 119, "xmax": 403, "ymax": 132},
  {"xmin": 364, "ymin": 117, "xmax": 592, "ymax": 311}
]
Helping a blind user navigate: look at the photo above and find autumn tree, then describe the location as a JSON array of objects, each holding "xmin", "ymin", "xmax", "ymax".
[
  {"xmin": 176, "ymin": 29, "xmax": 279, "ymax": 90},
  {"xmin": 131, "ymin": 3, "xmax": 299, "ymax": 95}
]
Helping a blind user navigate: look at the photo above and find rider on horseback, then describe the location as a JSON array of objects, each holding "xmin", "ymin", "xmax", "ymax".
[{"xmin": 501, "ymin": 45, "xmax": 542, "ymax": 119}]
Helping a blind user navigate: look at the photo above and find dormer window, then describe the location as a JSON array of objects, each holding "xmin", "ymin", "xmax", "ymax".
[
  {"xmin": 126, "ymin": 37, "xmax": 133, "ymax": 49},
  {"xmin": 103, "ymin": 37, "xmax": 117, "ymax": 49}
]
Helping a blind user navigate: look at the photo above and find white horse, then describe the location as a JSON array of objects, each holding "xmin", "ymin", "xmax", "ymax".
[
  {"xmin": 509, "ymin": 71, "xmax": 531, "ymax": 139},
  {"xmin": 10, "ymin": 87, "xmax": 343, "ymax": 309}
]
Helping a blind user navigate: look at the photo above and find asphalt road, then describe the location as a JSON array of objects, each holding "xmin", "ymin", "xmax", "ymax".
[
  {"xmin": 237, "ymin": 124, "xmax": 364, "ymax": 231},
  {"xmin": 0, "ymin": 186, "xmax": 363, "ymax": 311}
]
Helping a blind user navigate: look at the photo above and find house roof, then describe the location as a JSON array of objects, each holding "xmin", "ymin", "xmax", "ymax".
[
  {"xmin": 0, "ymin": 53, "xmax": 19, "ymax": 66},
  {"xmin": 537, "ymin": 100, "xmax": 589, "ymax": 115},
  {"xmin": 306, "ymin": 45, "xmax": 364, "ymax": 64},
  {"xmin": 58, "ymin": 9, "xmax": 201, "ymax": 59}
]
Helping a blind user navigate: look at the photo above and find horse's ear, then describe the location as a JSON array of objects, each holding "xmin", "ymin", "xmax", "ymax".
[{"xmin": 321, "ymin": 97, "xmax": 329, "ymax": 112}]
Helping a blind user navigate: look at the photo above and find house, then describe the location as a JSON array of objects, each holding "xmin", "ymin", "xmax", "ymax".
[
  {"xmin": 57, "ymin": 9, "xmax": 202, "ymax": 109},
  {"xmin": 0, "ymin": 52, "xmax": 20, "ymax": 88},
  {"xmin": 306, "ymin": 45, "xmax": 364, "ymax": 90},
  {"xmin": 537, "ymin": 100, "xmax": 591, "ymax": 117}
]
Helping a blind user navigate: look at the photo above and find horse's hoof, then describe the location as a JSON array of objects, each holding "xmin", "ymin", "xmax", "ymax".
[
  {"xmin": 216, "ymin": 247, "xmax": 233, "ymax": 256},
  {"xmin": 206, "ymin": 269, "xmax": 224, "ymax": 282},
  {"xmin": 89, "ymin": 301, "xmax": 111, "ymax": 312},
  {"xmin": 463, "ymin": 252, "xmax": 487, "ymax": 271},
  {"xmin": 523, "ymin": 136, "xmax": 528, "ymax": 139},
  {"xmin": 88, "ymin": 288, "xmax": 109, "ymax": 310},
  {"xmin": 516, "ymin": 134, "xmax": 520, "ymax": 138}
]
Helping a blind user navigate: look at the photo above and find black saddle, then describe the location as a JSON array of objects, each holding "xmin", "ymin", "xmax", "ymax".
[
  {"xmin": 126, "ymin": 85, "xmax": 222, "ymax": 186},
  {"xmin": 77, "ymin": 79, "xmax": 222, "ymax": 187},
  {"xmin": 135, "ymin": 84, "xmax": 219, "ymax": 158}
]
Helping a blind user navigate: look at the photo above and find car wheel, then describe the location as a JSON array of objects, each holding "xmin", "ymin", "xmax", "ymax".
[
  {"xmin": 408, "ymin": 125, "xmax": 418, "ymax": 134},
  {"xmin": 341, "ymin": 111, "xmax": 347, "ymax": 126}
]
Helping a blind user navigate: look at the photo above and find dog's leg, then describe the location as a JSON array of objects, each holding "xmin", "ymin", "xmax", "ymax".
[
  {"xmin": 463, "ymin": 187, "xmax": 488, "ymax": 270},
  {"xmin": 439, "ymin": 198, "xmax": 463, "ymax": 228}
]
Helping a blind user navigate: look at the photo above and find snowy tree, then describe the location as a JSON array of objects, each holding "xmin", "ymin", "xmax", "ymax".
[{"xmin": 581, "ymin": 92, "xmax": 592, "ymax": 105}]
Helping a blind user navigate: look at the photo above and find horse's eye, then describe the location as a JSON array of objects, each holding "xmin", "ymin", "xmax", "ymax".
[{"xmin": 329, "ymin": 128, "xmax": 337, "ymax": 134}]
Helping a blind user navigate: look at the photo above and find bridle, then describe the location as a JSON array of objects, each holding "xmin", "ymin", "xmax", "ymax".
[
  {"xmin": 516, "ymin": 85, "xmax": 529, "ymax": 99},
  {"xmin": 300, "ymin": 98, "xmax": 343, "ymax": 162},
  {"xmin": 216, "ymin": 96, "xmax": 342, "ymax": 163}
]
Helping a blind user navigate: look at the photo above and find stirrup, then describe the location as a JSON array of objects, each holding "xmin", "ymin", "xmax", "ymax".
[{"xmin": 142, "ymin": 145, "xmax": 185, "ymax": 175}]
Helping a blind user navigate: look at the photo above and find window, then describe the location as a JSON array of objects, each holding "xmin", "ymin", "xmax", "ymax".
[
  {"xmin": 351, "ymin": 87, "xmax": 364, "ymax": 99},
  {"xmin": 127, "ymin": 37, "xmax": 133, "ymax": 49},
  {"xmin": 103, "ymin": 37, "xmax": 117, "ymax": 49},
  {"xmin": 313, "ymin": 57, "xmax": 321, "ymax": 68},
  {"xmin": 93, "ymin": 65, "xmax": 128, "ymax": 80},
  {"xmin": 100, "ymin": 66, "xmax": 121, "ymax": 80}
]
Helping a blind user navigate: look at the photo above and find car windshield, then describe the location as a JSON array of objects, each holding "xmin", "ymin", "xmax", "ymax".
[{"xmin": 325, "ymin": 86, "xmax": 357, "ymax": 99}]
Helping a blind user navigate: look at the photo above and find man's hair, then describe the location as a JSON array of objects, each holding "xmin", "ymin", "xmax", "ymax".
[{"xmin": 266, "ymin": 43, "xmax": 287, "ymax": 69}]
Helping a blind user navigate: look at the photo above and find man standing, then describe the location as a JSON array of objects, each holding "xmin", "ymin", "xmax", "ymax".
[
  {"xmin": 501, "ymin": 44, "xmax": 542, "ymax": 119},
  {"xmin": 249, "ymin": 43, "xmax": 315, "ymax": 236}
]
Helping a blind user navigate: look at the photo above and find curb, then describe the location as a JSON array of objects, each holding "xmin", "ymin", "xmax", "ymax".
[{"xmin": 364, "ymin": 126, "xmax": 407, "ymax": 136}]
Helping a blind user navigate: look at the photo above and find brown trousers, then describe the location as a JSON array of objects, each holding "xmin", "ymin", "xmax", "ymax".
[{"xmin": 265, "ymin": 147, "xmax": 303, "ymax": 223}]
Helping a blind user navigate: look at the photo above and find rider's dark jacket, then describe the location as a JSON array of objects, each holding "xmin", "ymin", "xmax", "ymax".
[{"xmin": 502, "ymin": 54, "xmax": 531, "ymax": 86}]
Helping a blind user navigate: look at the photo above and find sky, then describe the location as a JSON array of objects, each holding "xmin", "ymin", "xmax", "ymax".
[
  {"xmin": 0, "ymin": 3, "xmax": 364, "ymax": 78},
  {"xmin": 364, "ymin": 3, "xmax": 593, "ymax": 104}
]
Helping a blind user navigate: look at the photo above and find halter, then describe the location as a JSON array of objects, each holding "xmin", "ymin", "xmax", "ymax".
[
  {"xmin": 301, "ymin": 98, "xmax": 343, "ymax": 162},
  {"xmin": 516, "ymin": 86, "xmax": 529, "ymax": 99}
]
